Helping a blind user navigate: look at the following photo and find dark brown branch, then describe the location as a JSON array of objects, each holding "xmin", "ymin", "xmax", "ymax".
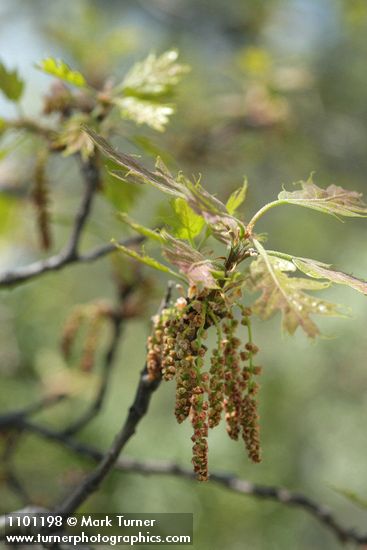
[
  {"xmin": 1, "ymin": 432, "xmax": 30, "ymax": 505},
  {"xmin": 0, "ymin": 236, "xmax": 144, "ymax": 288},
  {"xmin": 1, "ymin": 394, "xmax": 366, "ymax": 545},
  {"xmin": 115, "ymin": 459, "xmax": 367, "ymax": 545},
  {"xmin": 0, "ymin": 394, "xmax": 66, "ymax": 429},
  {"xmin": 5, "ymin": 118, "xmax": 56, "ymax": 140},
  {"xmin": 1, "ymin": 292, "xmax": 365, "ymax": 544},
  {"xmin": 63, "ymin": 156, "xmax": 100, "ymax": 259},
  {"xmin": 2, "ymin": 416, "xmax": 367, "ymax": 547},
  {"xmin": 54, "ymin": 283, "xmax": 173, "ymax": 516},
  {"xmin": 0, "ymin": 150, "xmax": 144, "ymax": 289}
]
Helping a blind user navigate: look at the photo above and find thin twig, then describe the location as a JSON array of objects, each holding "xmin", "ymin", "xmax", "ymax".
[
  {"xmin": 5, "ymin": 118, "xmax": 56, "ymax": 140},
  {"xmin": 1, "ymin": 432, "xmax": 30, "ymax": 505},
  {"xmin": 116, "ymin": 459, "xmax": 367, "ymax": 545},
  {"xmin": 0, "ymin": 151, "xmax": 144, "ymax": 289},
  {"xmin": 1, "ymin": 422, "xmax": 366, "ymax": 546},
  {"xmin": 0, "ymin": 289, "xmax": 365, "ymax": 544},
  {"xmin": 63, "ymin": 157, "xmax": 100, "ymax": 259},
  {"xmin": 1, "ymin": 394, "xmax": 366, "ymax": 544},
  {"xmin": 0, "ymin": 394, "xmax": 66, "ymax": 429},
  {"xmin": 0, "ymin": 236, "xmax": 144, "ymax": 289}
]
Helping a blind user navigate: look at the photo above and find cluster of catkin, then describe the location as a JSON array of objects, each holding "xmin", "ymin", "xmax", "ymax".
[
  {"xmin": 146, "ymin": 292, "xmax": 262, "ymax": 481},
  {"xmin": 61, "ymin": 301, "xmax": 113, "ymax": 372}
]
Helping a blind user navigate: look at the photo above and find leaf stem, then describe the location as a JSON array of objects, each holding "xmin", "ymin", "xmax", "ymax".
[{"xmin": 247, "ymin": 200, "xmax": 287, "ymax": 234}]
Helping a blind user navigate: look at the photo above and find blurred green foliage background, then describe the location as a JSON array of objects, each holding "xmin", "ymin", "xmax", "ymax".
[{"xmin": 1, "ymin": 1, "xmax": 367, "ymax": 548}]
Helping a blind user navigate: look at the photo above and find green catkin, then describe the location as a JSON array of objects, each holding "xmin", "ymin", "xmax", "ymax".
[
  {"xmin": 189, "ymin": 305, "xmax": 209, "ymax": 480},
  {"xmin": 190, "ymin": 385, "xmax": 209, "ymax": 481},
  {"xmin": 61, "ymin": 302, "xmax": 111, "ymax": 372},
  {"xmin": 32, "ymin": 149, "xmax": 52, "ymax": 251},
  {"xmin": 222, "ymin": 316, "xmax": 243, "ymax": 440},
  {"xmin": 61, "ymin": 306, "xmax": 85, "ymax": 360},
  {"xmin": 239, "ymin": 307, "xmax": 262, "ymax": 463},
  {"xmin": 80, "ymin": 313, "xmax": 104, "ymax": 372},
  {"xmin": 174, "ymin": 320, "xmax": 198, "ymax": 423},
  {"xmin": 208, "ymin": 311, "xmax": 224, "ymax": 428},
  {"xmin": 145, "ymin": 293, "xmax": 263, "ymax": 480},
  {"xmin": 147, "ymin": 317, "xmax": 164, "ymax": 381}
]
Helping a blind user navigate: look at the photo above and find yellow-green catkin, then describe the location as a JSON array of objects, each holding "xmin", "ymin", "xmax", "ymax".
[{"xmin": 32, "ymin": 149, "xmax": 52, "ymax": 250}]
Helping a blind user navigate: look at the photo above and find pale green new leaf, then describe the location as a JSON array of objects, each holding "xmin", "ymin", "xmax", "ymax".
[
  {"xmin": 115, "ymin": 96, "xmax": 174, "ymax": 131},
  {"xmin": 102, "ymin": 159, "xmax": 142, "ymax": 211},
  {"xmin": 37, "ymin": 58, "xmax": 86, "ymax": 87},
  {"xmin": 55, "ymin": 115, "xmax": 94, "ymax": 160},
  {"xmin": 0, "ymin": 62, "xmax": 24, "ymax": 101},
  {"xmin": 179, "ymin": 174, "xmax": 246, "ymax": 244},
  {"xmin": 122, "ymin": 50, "xmax": 189, "ymax": 97},
  {"xmin": 171, "ymin": 198, "xmax": 205, "ymax": 241},
  {"xmin": 118, "ymin": 213, "xmax": 164, "ymax": 244},
  {"xmin": 113, "ymin": 240, "xmax": 183, "ymax": 281},
  {"xmin": 86, "ymin": 127, "xmax": 246, "ymax": 244},
  {"xmin": 251, "ymin": 240, "xmax": 344, "ymax": 337},
  {"xmin": 293, "ymin": 257, "xmax": 367, "ymax": 295},
  {"xmin": 226, "ymin": 179, "xmax": 248, "ymax": 214},
  {"xmin": 278, "ymin": 176, "xmax": 367, "ymax": 219}
]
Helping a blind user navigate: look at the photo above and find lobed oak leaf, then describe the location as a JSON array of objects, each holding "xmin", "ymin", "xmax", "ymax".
[
  {"xmin": 180, "ymin": 175, "xmax": 246, "ymax": 244},
  {"xmin": 293, "ymin": 257, "xmax": 367, "ymax": 295},
  {"xmin": 121, "ymin": 50, "xmax": 189, "ymax": 97},
  {"xmin": 171, "ymin": 198, "xmax": 205, "ymax": 241},
  {"xmin": 115, "ymin": 97, "xmax": 175, "ymax": 131},
  {"xmin": 0, "ymin": 61, "xmax": 24, "ymax": 101},
  {"xmin": 37, "ymin": 58, "xmax": 86, "ymax": 88},
  {"xmin": 113, "ymin": 240, "xmax": 182, "ymax": 281},
  {"xmin": 278, "ymin": 176, "xmax": 367, "ymax": 219},
  {"xmin": 250, "ymin": 240, "xmax": 345, "ymax": 337},
  {"xmin": 226, "ymin": 179, "xmax": 248, "ymax": 215}
]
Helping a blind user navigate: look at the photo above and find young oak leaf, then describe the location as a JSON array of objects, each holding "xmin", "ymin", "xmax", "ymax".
[
  {"xmin": 293, "ymin": 257, "xmax": 367, "ymax": 295},
  {"xmin": 112, "ymin": 50, "xmax": 189, "ymax": 130},
  {"xmin": 161, "ymin": 232, "xmax": 219, "ymax": 288},
  {"xmin": 112, "ymin": 240, "xmax": 183, "ymax": 281},
  {"xmin": 115, "ymin": 97, "xmax": 174, "ymax": 131},
  {"xmin": 121, "ymin": 50, "xmax": 189, "ymax": 97},
  {"xmin": 0, "ymin": 62, "xmax": 24, "ymax": 102},
  {"xmin": 85, "ymin": 127, "xmax": 245, "ymax": 244},
  {"xmin": 37, "ymin": 58, "xmax": 86, "ymax": 88},
  {"xmin": 171, "ymin": 197, "xmax": 205, "ymax": 241},
  {"xmin": 226, "ymin": 179, "xmax": 248, "ymax": 215},
  {"xmin": 55, "ymin": 115, "xmax": 95, "ymax": 160},
  {"xmin": 118, "ymin": 213, "xmax": 164, "ymax": 244},
  {"xmin": 250, "ymin": 240, "xmax": 344, "ymax": 337},
  {"xmin": 178, "ymin": 174, "xmax": 246, "ymax": 245},
  {"xmin": 102, "ymin": 159, "xmax": 142, "ymax": 211},
  {"xmin": 278, "ymin": 176, "xmax": 367, "ymax": 219}
]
